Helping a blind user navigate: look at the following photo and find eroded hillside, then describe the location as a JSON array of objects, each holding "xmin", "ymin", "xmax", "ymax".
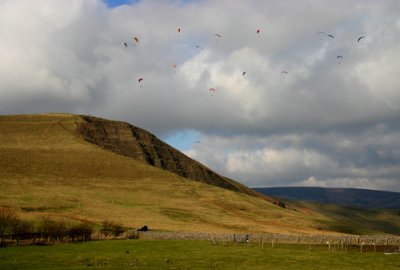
[{"xmin": 77, "ymin": 115, "xmax": 256, "ymax": 195}]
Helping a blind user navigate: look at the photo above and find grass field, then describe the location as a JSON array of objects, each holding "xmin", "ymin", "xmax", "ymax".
[{"xmin": 1, "ymin": 239, "xmax": 400, "ymax": 269}]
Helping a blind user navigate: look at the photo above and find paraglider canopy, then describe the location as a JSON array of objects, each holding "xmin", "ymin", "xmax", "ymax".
[
  {"xmin": 357, "ymin": 36, "xmax": 365, "ymax": 42},
  {"xmin": 317, "ymin": 32, "xmax": 335, "ymax": 40},
  {"xmin": 138, "ymin": 77, "xmax": 143, "ymax": 83},
  {"xmin": 133, "ymin": 37, "xmax": 139, "ymax": 44}
]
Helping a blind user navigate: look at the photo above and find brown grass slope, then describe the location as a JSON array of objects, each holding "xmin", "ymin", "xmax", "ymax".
[{"xmin": 0, "ymin": 113, "xmax": 343, "ymax": 234}]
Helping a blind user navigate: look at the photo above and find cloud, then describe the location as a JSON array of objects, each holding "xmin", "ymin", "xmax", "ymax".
[{"xmin": 1, "ymin": 0, "xmax": 400, "ymax": 191}]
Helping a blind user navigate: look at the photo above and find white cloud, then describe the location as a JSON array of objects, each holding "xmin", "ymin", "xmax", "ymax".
[{"xmin": 1, "ymin": 0, "xmax": 400, "ymax": 191}]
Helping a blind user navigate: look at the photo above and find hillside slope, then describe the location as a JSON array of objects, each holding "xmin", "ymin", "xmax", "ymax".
[
  {"xmin": 77, "ymin": 115, "xmax": 255, "ymax": 195},
  {"xmin": 0, "ymin": 113, "xmax": 327, "ymax": 234},
  {"xmin": 254, "ymin": 187, "xmax": 400, "ymax": 209}
]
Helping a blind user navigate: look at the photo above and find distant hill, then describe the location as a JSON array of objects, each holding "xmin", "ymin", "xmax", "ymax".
[{"xmin": 254, "ymin": 187, "xmax": 400, "ymax": 209}]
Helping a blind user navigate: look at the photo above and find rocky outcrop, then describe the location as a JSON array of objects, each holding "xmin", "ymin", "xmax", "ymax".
[{"xmin": 77, "ymin": 115, "xmax": 257, "ymax": 196}]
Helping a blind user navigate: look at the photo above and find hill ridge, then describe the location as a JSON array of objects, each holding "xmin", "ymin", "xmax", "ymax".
[
  {"xmin": 254, "ymin": 187, "xmax": 400, "ymax": 209},
  {"xmin": 76, "ymin": 115, "xmax": 256, "ymax": 196}
]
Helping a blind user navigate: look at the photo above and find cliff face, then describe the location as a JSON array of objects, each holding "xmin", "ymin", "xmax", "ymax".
[{"xmin": 77, "ymin": 115, "xmax": 256, "ymax": 195}]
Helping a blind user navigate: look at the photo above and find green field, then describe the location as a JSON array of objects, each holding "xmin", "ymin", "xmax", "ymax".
[{"xmin": 1, "ymin": 239, "xmax": 399, "ymax": 269}]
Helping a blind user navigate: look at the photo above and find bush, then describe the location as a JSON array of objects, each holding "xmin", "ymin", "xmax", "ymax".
[
  {"xmin": 68, "ymin": 223, "xmax": 93, "ymax": 241},
  {"xmin": 101, "ymin": 220, "xmax": 125, "ymax": 237}
]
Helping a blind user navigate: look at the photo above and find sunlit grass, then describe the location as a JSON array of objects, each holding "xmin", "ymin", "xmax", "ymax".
[{"xmin": 1, "ymin": 239, "xmax": 399, "ymax": 269}]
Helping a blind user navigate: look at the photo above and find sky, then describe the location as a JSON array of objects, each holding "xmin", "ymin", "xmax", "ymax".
[{"xmin": 1, "ymin": 0, "xmax": 400, "ymax": 191}]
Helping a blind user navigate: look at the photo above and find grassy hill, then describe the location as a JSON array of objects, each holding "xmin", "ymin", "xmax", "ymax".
[
  {"xmin": 0, "ymin": 113, "xmax": 328, "ymax": 234},
  {"xmin": 1, "ymin": 113, "xmax": 400, "ymax": 235}
]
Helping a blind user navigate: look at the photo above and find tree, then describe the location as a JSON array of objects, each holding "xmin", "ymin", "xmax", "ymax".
[
  {"xmin": 68, "ymin": 223, "xmax": 93, "ymax": 241},
  {"xmin": 12, "ymin": 219, "xmax": 34, "ymax": 244},
  {"xmin": 0, "ymin": 208, "xmax": 17, "ymax": 244},
  {"xmin": 39, "ymin": 216, "xmax": 68, "ymax": 242}
]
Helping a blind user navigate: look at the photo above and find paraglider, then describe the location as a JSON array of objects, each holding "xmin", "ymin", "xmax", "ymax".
[
  {"xmin": 242, "ymin": 71, "xmax": 247, "ymax": 77},
  {"xmin": 172, "ymin": 64, "xmax": 177, "ymax": 73},
  {"xmin": 317, "ymin": 31, "xmax": 326, "ymax": 39},
  {"xmin": 133, "ymin": 37, "xmax": 139, "ymax": 44},
  {"xmin": 214, "ymin": 33, "xmax": 222, "ymax": 42},
  {"xmin": 256, "ymin": 29, "xmax": 261, "ymax": 37},
  {"xmin": 209, "ymin": 88, "xmax": 216, "ymax": 95},
  {"xmin": 357, "ymin": 36, "xmax": 365, "ymax": 42},
  {"xmin": 281, "ymin": 71, "xmax": 288, "ymax": 75},
  {"xmin": 337, "ymin": 55, "xmax": 343, "ymax": 64},
  {"xmin": 317, "ymin": 32, "xmax": 335, "ymax": 40},
  {"xmin": 138, "ymin": 77, "xmax": 143, "ymax": 87},
  {"xmin": 122, "ymin": 42, "xmax": 128, "ymax": 51}
]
